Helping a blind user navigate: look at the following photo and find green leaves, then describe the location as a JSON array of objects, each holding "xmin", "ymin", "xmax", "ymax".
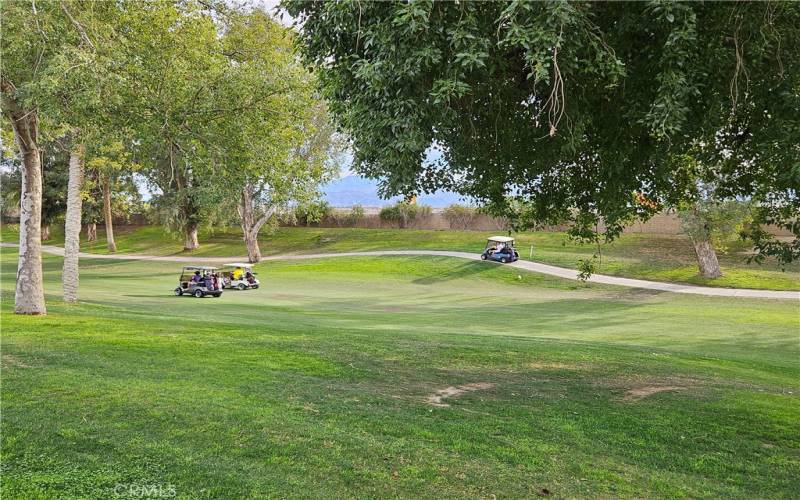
[
  {"xmin": 642, "ymin": 2, "xmax": 699, "ymax": 139},
  {"xmin": 430, "ymin": 79, "xmax": 471, "ymax": 104}
]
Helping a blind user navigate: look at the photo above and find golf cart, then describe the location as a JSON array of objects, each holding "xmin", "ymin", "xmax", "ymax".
[
  {"xmin": 221, "ymin": 263, "xmax": 259, "ymax": 290},
  {"xmin": 480, "ymin": 236, "xmax": 519, "ymax": 263},
  {"xmin": 174, "ymin": 266, "xmax": 223, "ymax": 298}
]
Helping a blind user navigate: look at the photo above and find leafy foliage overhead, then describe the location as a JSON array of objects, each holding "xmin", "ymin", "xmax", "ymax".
[{"xmin": 285, "ymin": 0, "xmax": 800, "ymax": 261}]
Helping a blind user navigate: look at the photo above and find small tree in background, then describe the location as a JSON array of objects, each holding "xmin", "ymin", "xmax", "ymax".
[
  {"xmin": 85, "ymin": 142, "xmax": 140, "ymax": 252},
  {"xmin": 379, "ymin": 202, "xmax": 431, "ymax": 229},
  {"xmin": 345, "ymin": 205, "xmax": 365, "ymax": 227},
  {"xmin": 442, "ymin": 204, "xmax": 477, "ymax": 230},
  {"xmin": 81, "ymin": 168, "xmax": 143, "ymax": 243},
  {"xmin": 678, "ymin": 199, "xmax": 751, "ymax": 279},
  {"xmin": 332, "ymin": 205, "xmax": 365, "ymax": 227},
  {"xmin": 294, "ymin": 201, "xmax": 332, "ymax": 227},
  {"xmin": 81, "ymin": 168, "xmax": 103, "ymax": 242}
]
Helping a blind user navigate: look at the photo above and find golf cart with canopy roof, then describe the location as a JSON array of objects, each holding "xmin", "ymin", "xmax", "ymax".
[
  {"xmin": 174, "ymin": 265, "xmax": 223, "ymax": 298},
  {"xmin": 480, "ymin": 236, "xmax": 519, "ymax": 263},
  {"xmin": 221, "ymin": 263, "xmax": 260, "ymax": 290}
]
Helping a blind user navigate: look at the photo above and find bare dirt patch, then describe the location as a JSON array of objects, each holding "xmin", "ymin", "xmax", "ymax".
[
  {"xmin": 425, "ymin": 382, "xmax": 494, "ymax": 407},
  {"xmin": 1, "ymin": 354, "xmax": 31, "ymax": 369},
  {"xmin": 623, "ymin": 385, "xmax": 684, "ymax": 401}
]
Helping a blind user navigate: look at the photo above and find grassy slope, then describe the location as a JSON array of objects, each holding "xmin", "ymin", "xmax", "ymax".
[
  {"xmin": 1, "ymin": 247, "xmax": 799, "ymax": 498},
  {"xmin": 3, "ymin": 223, "xmax": 798, "ymax": 290}
]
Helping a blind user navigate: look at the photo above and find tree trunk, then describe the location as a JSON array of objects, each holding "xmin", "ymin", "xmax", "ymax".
[
  {"xmin": 244, "ymin": 230, "xmax": 261, "ymax": 263},
  {"xmin": 63, "ymin": 144, "xmax": 85, "ymax": 303},
  {"xmin": 694, "ymin": 238, "xmax": 722, "ymax": 278},
  {"xmin": 240, "ymin": 186, "xmax": 261, "ymax": 263},
  {"xmin": 41, "ymin": 224, "xmax": 51, "ymax": 241},
  {"xmin": 3, "ymin": 81, "xmax": 46, "ymax": 314},
  {"xmin": 102, "ymin": 174, "xmax": 117, "ymax": 252},
  {"xmin": 239, "ymin": 185, "xmax": 274, "ymax": 263},
  {"xmin": 184, "ymin": 223, "xmax": 199, "ymax": 251},
  {"xmin": 86, "ymin": 222, "xmax": 97, "ymax": 241}
]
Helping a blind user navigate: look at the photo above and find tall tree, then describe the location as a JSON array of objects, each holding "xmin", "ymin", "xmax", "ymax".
[
  {"xmin": 1, "ymin": 0, "xmax": 121, "ymax": 311},
  {"xmin": 1, "ymin": 0, "xmax": 84, "ymax": 314},
  {"xmin": 49, "ymin": 0, "xmax": 97, "ymax": 300},
  {"xmin": 1, "ymin": 74, "xmax": 46, "ymax": 313},
  {"xmin": 114, "ymin": 1, "xmax": 232, "ymax": 251},
  {"xmin": 285, "ymin": 1, "xmax": 800, "ymax": 262},
  {"xmin": 212, "ymin": 9, "xmax": 340, "ymax": 262}
]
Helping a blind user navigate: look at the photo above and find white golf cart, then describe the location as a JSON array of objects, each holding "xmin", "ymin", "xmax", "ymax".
[
  {"xmin": 480, "ymin": 236, "xmax": 520, "ymax": 263},
  {"xmin": 175, "ymin": 265, "xmax": 223, "ymax": 298},
  {"xmin": 221, "ymin": 263, "xmax": 260, "ymax": 290}
]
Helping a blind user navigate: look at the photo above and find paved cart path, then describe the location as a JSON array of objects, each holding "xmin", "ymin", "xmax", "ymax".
[{"xmin": 2, "ymin": 242, "xmax": 798, "ymax": 300}]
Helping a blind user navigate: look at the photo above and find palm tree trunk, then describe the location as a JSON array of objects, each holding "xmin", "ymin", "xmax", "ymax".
[
  {"xmin": 63, "ymin": 144, "xmax": 85, "ymax": 302},
  {"xmin": 41, "ymin": 224, "xmax": 51, "ymax": 241},
  {"xmin": 102, "ymin": 173, "xmax": 117, "ymax": 252}
]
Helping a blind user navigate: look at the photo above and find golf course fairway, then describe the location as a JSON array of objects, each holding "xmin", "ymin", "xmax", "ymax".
[{"xmin": 1, "ymin": 247, "xmax": 798, "ymax": 498}]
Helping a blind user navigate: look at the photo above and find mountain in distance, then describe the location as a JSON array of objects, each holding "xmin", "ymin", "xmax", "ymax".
[{"xmin": 323, "ymin": 175, "xmax": 470, "ymax": 208}]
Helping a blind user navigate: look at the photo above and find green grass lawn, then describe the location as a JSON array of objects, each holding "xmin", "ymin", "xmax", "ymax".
[
  {"xmin": 1, "ymin": 246, "xmax": 799, "ymax": 498},
  {"xmin": 3, "ymin": 223, "xmax": 798, "ymax": 290}
]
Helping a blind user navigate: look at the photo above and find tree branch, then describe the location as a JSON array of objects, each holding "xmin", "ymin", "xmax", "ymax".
[
  {"xmin": 252, "ymin": 205, "xmax": 278, "ymax": 235},
  {"xmin": 60, "ymin": 1, "xmax": 95, "ymax": 51}
]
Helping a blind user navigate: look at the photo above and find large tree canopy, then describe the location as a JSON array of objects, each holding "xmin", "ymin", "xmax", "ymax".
[{"xmin": 285, "ymin": 0, "xmax": 799, "ymax": 261}]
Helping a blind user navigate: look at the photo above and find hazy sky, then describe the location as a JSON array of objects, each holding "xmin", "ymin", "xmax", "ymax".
[{"xmin": 249, "ymin": 0, "xmax": 293, "ymax": 26}]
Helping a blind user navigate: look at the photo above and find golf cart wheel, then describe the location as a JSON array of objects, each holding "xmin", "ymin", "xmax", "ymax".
[
  {"xmin": 500, "ymin": 257, "xmax": 508, "ymax": 264},
  {"xmin": 194, "ymin": 289, "xmax": 204, "ymax": 298},
  {"xmin": 174, "ymin": 287, "xmax": 183, "ymax": 296},
  {"xmin": 238, "ymin": 283, "xmax": 247, "ymax": 291},
  {"xmin": 480, "ymin": 254, "xmax": 487, "ymax": 260}
]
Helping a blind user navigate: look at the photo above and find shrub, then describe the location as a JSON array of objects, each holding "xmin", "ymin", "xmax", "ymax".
[
  {"xmin": 442, "ymin": 204, "xmax": 477, "ymax": 230},
  {"xmin": 342, "ymin": 204, "xmax": 365, "ymax": 227},
  {"xmin": 379, "ymin": 202, "xmax": 431, "ymax": 228},
  {"xmin": 331, "ymin": 205, "xmax": 366, "ymax": 227},
  {"xmin": 294, "ymin": 200, "xmax": 332, "ymax": 226},
  {"xmin": 576, "ymin": 257, "xmax": 597, "ymax": 283}
]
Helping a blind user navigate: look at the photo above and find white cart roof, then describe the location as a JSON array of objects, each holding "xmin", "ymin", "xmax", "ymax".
[
  {"xmin": 182, "ymin": 265, "xmax": 218, "ymax": 271},
  {"xmin": 224, "ymin": 263, "xmax": 251, "ymax": 268},
  {"xmin": 487, "ymin": 236, "xmax": 515, "ymax": 243}
]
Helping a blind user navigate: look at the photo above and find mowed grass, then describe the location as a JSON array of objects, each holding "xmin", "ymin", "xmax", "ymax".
[
  {"xmin": 1, "ymin": 246, "xmax": 799, "ymax": 498},
  {"xmin": 3, "ymin": 223, "xmax": 797, "ymax": 290}
]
